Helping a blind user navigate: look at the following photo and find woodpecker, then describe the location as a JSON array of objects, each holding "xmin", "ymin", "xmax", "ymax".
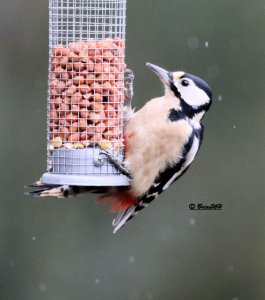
[{"xmin": 26, "ymin": 63, "xmax": 212, "ymax": 233}]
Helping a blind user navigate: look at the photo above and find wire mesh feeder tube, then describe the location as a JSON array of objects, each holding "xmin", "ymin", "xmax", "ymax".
[{"xmin": 41, "ymin": 0, "xmax": 130, "ymax": 186}]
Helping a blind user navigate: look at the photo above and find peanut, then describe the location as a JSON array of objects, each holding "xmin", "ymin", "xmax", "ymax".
[
  {"xmin": 50, "ymin": 111, "xmax": 58, "ymax": 122},
  {"xmin": 71, "ymin": 104, "xmax": 80, "ymax": 113},
  {"xmin": 56, "ymin": 81, "xmax": 66, "ymax": 93},
  {"xmin": 59, "ymin": 57, "xmax": 68, "ymax": 68},
  {"xmin": 94, "ymin": 63, "xmax": 103, "ymax": 73},
  {"xmin": 66, "ymin": 63, "xmax": 74, "ymax": 71},
  {"xmin": 103, "ymin": 81, "xmax": 112, "ymax": 92},
  {"xmin": 50, "ymin": 88, "xmax": 58, "ymax": 98},
  {"xmin": 78, "ymin": 84, "xmax": 91, "ymax": 94},
  {"xmin": 81, "ymin": 140, "xmax": 90, "ymax": 147},
  {"xmin": 70, "ymin": 122, "xmax": 78, "ymax": 133},
  {"xmin": 80, "ymin": 108, "xmax": 90, "ymax": 118},
  {"xmin": 66, "ymin": 80, "xmax": 73, "ymax": 87},
  {"xmin": 96, "ymin": 40, "xmax": 114, "ymax": 50},
  {"xmin": 54, "ymin": 66, "xmax": 65, "ymax": 78},
  {"xmin": 99, "ymin": 139, "xmax": 111, "ymax": 150},
  {"xmin": 88, "ymin": 112, "xmax": 101, "ymax": 124},
  {"xmin": 95, "ymin": 122, "xmax": 106, "ymax": 133},
  {"xmin": 104, "ymin": 119, "xmax": 116, "ymax": 128},
  {"xmin": 49, "ymin": 72, "xmax": 57, "ymax": 80},
  {"xmin": 73, "ymin": 75, "xmax": 85, "ymax": 85},
  {"xmin": 49, "ymin": 123, "xmax": 58, "ymax": 130},
  {"xmin": 74, "ymin": 62, "xmax": 85, "ymax": 72},
  {"xmin": 79, "ymin": 49, "xmax": 89, "ymax": 62},
  {"xmin": 90, "ymin": 82, "xmax": 102, "ymax": 93},
  {"xmin": 63, "ymin": 143, "xmax": 73, "ymax": 150},
  {"xmin": 86, "ymin": 60, "xmax": 94, "ymax": 72},
  {"xmin": 59, "ymin": 126, "xmax": 70, "ymax": 140},
  {"xmin": 50, "ymin": 79, "xmax": 59, "ymax": 87},
  {"xmin": 115, "ymin": 36, "xmax": 125, "ymax": 48},
  {"xmin": 68, "ymin": 71, "xmax": 77, "ymax": 79},
  {"xmin": 103, "ymin": 50, "xmax": 114, "ymax": 62},
  {"xmin": 73, "ymin": 142, "xmax": 84, "ymax": 149},
  {"xmin": 89, "ymin": 134, "xmax": 102, "ymax": 146},
  {"xmin": 61, "ymin": 72, "xmax": 70, "ymax": 81},
  {"xmin": 66, "ymin": 112, "xmax": 78, "ymax": 121},
  {"xmin": 80, "ymin": 98, "xmax": 91, "ymax": 108},
  {"xmin": 62, "ymin": 96, "xmax": 71, "ymax": 105},
  {"xmin": 68, "ymin": 52, "xmax": 79, "ymax": 62},
  {"xmin": 50, "ymin": 97, "xmax": 61, "ymax": 107},
  {"xmin": 49, "ymin": 38, "xmax": 126, "ymax": 149},
  {"xmin": 68, "ymin": 133, "xmax": 80, "ymax": 142},
  {"xmin": 50, "ymin": 129, "xmax": 59, "ymax": 139},
  {"xmin": 90, "ymin": 102, "xmax": 104, "ymax": 112},
  {"xmin": 104, "ymin": 104, "xmax": 116, "ymax": 118},
  {"xmin": 93, "ymin": 93, "xmax": 103, "ymax": 102},
  {"xmin": 103, "ymin": 130, "xmax": 114, "ymax": 139},
  {"xmin": 51, "ymin": 136, "xmax": 63, "ymax": 148},
  {"xmin": 54, "ymin": 47, "xmax": 71, "ymax": 57},
  {"xmin": 79, "ymin": 119, "xmax": 87, "ymax": 130},
  {"xmin": 71, "ymin": 92, "xmax": 82, "ymax": 104},
  {"xmin": 108, "ymin": 74, "xmax": 115, "ymax": 85},
  {"xmin": 99, "ymin": 111, "xmax": 106, "ymax": 121},
  {"xmin": 86, "ymin": 74, "xmax": 95, "ymax": 85},
  {"xmin": 80, "ymin": 132, "xmax": 88, "ymax": 140},
  {"xmin": 59, "ymin": 119, "xmax": 70, "ymax": 126},
  {"xmin": 51, "ymin": 57, "xmax": 61, "ymax": 70},
  {"xmin": 59, "ymin": 103, "xmax": 70, "ymax": 112},
  {"xmin": 65, "ymin": 85, "xmax": 78, "ymax": 96},
  {"xmin": 86, "ymin": 126, "xmax": 96, "ymax": 136},
  {"xmin": 96, "ymin": 73, "xmax": 108, "ymax": 83}
]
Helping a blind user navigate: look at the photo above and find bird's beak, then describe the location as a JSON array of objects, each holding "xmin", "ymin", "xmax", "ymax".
[{"xmin": 146, "ymin": 62, "xmax": 172, "ymax": 87}]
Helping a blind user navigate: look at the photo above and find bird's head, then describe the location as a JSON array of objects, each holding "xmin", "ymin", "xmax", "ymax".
[{"xmin": 146, "ymin": 62, "xmax": 212, "ymax": 119}]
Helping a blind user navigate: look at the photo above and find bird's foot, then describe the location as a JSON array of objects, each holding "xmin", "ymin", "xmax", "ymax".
[
  {"xmin": 124, "ymin": 69, "xmax": 135, "ymax": 106},
  {"xmin": 100, "ymin": 150, "xmax": 131, "ymax": 178}
]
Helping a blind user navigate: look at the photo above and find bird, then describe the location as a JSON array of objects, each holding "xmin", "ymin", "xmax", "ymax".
[{"xmin": 26, "ymin": 62, "xmax": 212, "ymax": 233}]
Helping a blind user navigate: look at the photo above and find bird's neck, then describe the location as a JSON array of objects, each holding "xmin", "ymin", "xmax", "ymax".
[{"xmin": 190, "ymin": 111, "xmax": 205, "ymax": 128}]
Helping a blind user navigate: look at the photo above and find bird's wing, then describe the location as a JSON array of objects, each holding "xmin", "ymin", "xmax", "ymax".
[
  {"xmin": 112, "ymin": 161, "xmax": 186, "ymax": 233},
  {"xmin": 112, "ymin": 128, "xmax": 201, "ymax": 233}
]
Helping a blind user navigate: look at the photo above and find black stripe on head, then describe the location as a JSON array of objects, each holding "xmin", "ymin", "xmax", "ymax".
[
  {"xmin": 182, "ymin": 73, "xmax": 212, "ymax": 99},
  {"xmin": 169, "ymin": 80, "xmax": 198, "ymax": 118},
  {"xmin": 168, "ymin": 72, "xmax": 212, "ymax": 119}
]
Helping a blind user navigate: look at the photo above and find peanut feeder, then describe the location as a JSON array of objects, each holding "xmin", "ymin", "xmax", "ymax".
[{"xmin": 42, "ymin": 0, "xmax": 131, "ymax": 186}]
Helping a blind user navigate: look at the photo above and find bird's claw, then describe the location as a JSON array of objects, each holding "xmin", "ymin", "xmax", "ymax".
[
  {"xmin": 100, "ymin": 150, "xmax": 131, "ymax": 178},
  {"xmin": 124, "ymin": 69, "xmax": 135, "ymax": 104}
]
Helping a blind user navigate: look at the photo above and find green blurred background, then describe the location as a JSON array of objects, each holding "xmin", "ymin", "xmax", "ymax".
[{"xmin": 0, "ymin": 0, "xmax": 265, "ymax": 299}]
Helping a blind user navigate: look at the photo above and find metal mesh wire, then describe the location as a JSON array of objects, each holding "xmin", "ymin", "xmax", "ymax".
[
  {"xmin": 46, "ymin": 0, "xmax": 127, "ymax": 181},
  {"xmin": 49, "ymin": 0, "xmax": 126, "ymax": 43}
]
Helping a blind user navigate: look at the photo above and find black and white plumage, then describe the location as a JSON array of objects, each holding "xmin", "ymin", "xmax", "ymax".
[
  {"xmin": 26, "ymin": 62, "xmax": 212, "ymax": 233},
  {"xmin": 111, "ymin": 63, "xmax": 212, "ymax": 232}
]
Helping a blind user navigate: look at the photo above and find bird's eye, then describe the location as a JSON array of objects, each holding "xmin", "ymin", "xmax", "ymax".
[{"xmin": 181, "ymin": 79, "xmax": 190, "ymax": 87}]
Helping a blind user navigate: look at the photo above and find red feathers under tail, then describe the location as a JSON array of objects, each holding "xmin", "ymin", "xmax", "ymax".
[{"xmin": 97, "ymin": 187, "xmax": 138, "ymax": 212}]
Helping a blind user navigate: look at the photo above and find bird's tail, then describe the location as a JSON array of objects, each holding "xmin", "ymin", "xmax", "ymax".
[
  {"xmin": 96, "ymin": 187, "xmax": 139, "ymax": 233},
  {"xmin": 112, "ymin": 205, "xmax": 138, "ymax": 233},
  {"xmin": 25, "ymin": 181, "xmax": 139, "ymax": 233}
]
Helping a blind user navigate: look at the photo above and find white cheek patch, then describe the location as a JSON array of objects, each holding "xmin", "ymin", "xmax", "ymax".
[{"xmin": 175, "ymin": 81, "xmax": 210, "ymax": 107}]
